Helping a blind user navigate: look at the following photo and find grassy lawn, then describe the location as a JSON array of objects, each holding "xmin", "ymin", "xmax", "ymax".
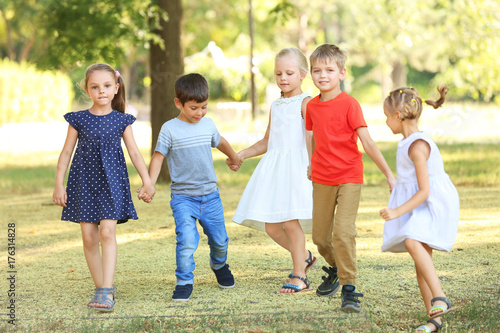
[{"xmin": 0, "ymin": 142, "xmax": 499, "ymax": 332}]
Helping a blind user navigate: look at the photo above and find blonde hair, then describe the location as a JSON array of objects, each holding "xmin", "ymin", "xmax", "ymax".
[
  {"xmin": 309, "ymin": 44, "xmax": 347, "ymax": 71},
  {"xmin": 385, "ymin": 85, "xmax": 448, "ymax": 121},
  {"xmin": 275, "ymin": 47, "xmax": 309, "ymax": 77},
  {"xmin": 84, "ymin": 63, "xmax": 127, "ymax": 113}
]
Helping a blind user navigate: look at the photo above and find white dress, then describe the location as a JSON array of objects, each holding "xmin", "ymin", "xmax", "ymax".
[
  {"xmin": 232, "ymin": 93, "xmax": 313, "ymax": 232},
  {"xmin": 382, "ymin": 132, "xmax": 459, "ymax": 253}
]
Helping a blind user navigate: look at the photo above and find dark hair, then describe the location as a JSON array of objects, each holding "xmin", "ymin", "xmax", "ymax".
[
  {"xmin": 175, "ymin": 73, "xmax": 209, "ymax": 105},
  {"xmin": 84, "ymin": 63, "xmax": 127, "ymax": 113},
  {"xmin": 384, "ymin": 85, "xmax": 448, "ymax": 121}
]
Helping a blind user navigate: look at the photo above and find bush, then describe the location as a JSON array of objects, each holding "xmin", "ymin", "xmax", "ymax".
[{"xmin": 0, "ymin": 59, "xmax": 74, "ymax": 125}]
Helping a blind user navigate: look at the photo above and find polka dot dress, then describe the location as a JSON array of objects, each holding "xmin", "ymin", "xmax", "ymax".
[{"xmin": 62, "ymin": 110, "xmax": 138, "ymax": 224}]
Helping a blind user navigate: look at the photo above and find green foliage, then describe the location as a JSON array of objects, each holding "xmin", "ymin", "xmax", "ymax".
[
  {"xmin": 433, "ymin": 0, "xmax": 500, "ymax": 103},
  {"xmin": 268, "ymin": 0, "xmax": 298, "ymax": 24},
  {"xmin": 2, "ymin": 0, "xmax": 499, "ymax": 107},
  {"xmin": 0, "ymin": 59, "xmax": 74, "ymax": 125},
  {"xmin": 38, "ymin": 0, "xmax": 157, "ymax": 69},
  {"xmin": 185, "ymin": 42, "xmax": 268, "ymax": 102},
  {"xmin": 350, "ymin": 80, "xmax": 381, "ymax": 105},
  {"xmin": 406, "ymin": 67, "xmax": 438, "ymax": 100}
]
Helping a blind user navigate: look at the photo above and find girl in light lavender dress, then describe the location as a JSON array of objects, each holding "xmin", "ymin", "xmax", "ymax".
[{"xmin": 380, "ymin": 86, "xmax": 459, "ymax": 333}]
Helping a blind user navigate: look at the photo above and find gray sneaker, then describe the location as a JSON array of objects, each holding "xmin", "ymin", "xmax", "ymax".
[{"xmin": 340, "ymin": 284, "xmax": 364, "ymax": 313}]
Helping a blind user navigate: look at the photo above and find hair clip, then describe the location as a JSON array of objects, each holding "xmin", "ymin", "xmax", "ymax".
[
  {"xmin": 409, "ymin": 86, "xmax": 413, "ymax": 89},
  {"xmin": 115, "ymin": 71, "xmax": 120, "ymax": 78},
  {"xmin": 399, "ymin": 90, "xmax": 402, "ymax": 94},
  {"xmin": 411, "ymin": 98, "xmax": 416, "ymax": 103},
  {"xmin": 388, "ymin": 93, "xmax": 391, "ymax": 97}
]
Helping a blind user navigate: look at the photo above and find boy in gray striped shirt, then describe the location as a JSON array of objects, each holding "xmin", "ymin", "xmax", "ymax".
[{"xmin": 146, "ymin": 73, "xmax": 242, "ymax": 301}]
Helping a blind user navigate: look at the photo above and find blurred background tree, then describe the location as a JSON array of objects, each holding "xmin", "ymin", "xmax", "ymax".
[
  {"xmin": 2, "ymin": 0, "xmax": 499, "ymax": 107},
  {"xmin": 1, "ymin": 0, "xmax": 499, "ymax": 179}
]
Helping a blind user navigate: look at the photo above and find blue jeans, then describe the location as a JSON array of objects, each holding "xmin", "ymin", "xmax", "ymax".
[{"xmin": 170, "ymin": 189, "xmax": 229, "ymax": 285}]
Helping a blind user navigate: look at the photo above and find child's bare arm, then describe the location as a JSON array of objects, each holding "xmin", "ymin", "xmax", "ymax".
[
  {"xmin": 53, "ymin": 125, "xmax": 78, "ymax": 207},
  {"xmin": 136, "ymin": 152, "xmax": 164, "ymax": 202},
  {"xmin": 357, "ymin": 127, "xmax": 396, "ymax": 191},
  {"xmin": 239, "ymin": 112, "xmax": 272, "ymax": 160},
  {"xmin": 380, "ymin": 140, "xmax": 430, "ymax": 220},
  {"xmin": 218, "ymin": 136, "xmax": 242, "ymax": 166},
  {"xmin": 148, "ymin": 152, "xmax": 165, "ymax": 186},
  {"xmin": 123, "ymin": 125, "xmax": 155, "ymax": 202},
  {"xmin": 307, "ymin": 133, "xmax": 314, "ymax": 180}
]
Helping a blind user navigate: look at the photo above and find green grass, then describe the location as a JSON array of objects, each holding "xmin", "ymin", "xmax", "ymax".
[
  {"xmin": 1, "ymin": 143, "xmax": 499, "ymax": 332},
  {"xmin": 2, "ymin": 142, "xmax": 499, "ymax": 195}
]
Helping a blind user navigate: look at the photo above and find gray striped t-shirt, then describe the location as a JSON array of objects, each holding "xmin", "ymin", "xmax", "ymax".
[{"xmin": 155, "ymin": 117, "xmax": 221, "ymax": 196}]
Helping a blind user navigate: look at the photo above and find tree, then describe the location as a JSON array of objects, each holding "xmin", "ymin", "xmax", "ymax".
[
  {"xmin": 0, "ymin": 0, "xmax": 184, "ymax": 182},
  {"xmin": 434, "ymin": 0, "xmax": 500, "ymax": 101},
  {"xmin": 149, "ymin": 0, "xmax": 183, "ymax": 182}
]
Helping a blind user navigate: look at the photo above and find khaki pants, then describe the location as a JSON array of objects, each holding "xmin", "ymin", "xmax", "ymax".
[{"xmin": 312, "ymin": 182, "xmax": 361, "ymax": 285}]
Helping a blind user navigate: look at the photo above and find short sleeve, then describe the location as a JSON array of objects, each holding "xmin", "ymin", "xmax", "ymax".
[
  {"xmin": 64, "ymin": 112, "xmax": 79, "ymax": 132},
  {"xmin": 124, "ymin": 113, "xmax": 136, "ymax": 126},
  {"xmin": 210, "ymin": 120, "xmax": 221, "ymax": 148},
  {"xmin": 305, "ymin": 105, "xmax": 313, "ymax": 131},
  {"xmin": 155, "ymin": 123, "xmax": 171, "ymax": 156},
  {"xmin": 121, "ymin": 113, "xmax": 136, "ymax": 132},
  {"xmin": 347, "ymin": 99, "xmax": 367, "ymax": 131}
]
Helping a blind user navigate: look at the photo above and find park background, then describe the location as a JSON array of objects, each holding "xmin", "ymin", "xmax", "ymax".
[{"xmin": 0, "ymin": 0, "xmax": 499, "ymax": 332}]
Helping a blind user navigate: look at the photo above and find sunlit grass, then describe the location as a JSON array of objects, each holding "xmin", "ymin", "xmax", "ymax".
[{"xmin": 1, "ymin": 145, "xmax": 499, "ymax": 332}]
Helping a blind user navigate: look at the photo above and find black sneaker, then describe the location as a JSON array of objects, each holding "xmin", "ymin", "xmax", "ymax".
[
  {"xmin": 172, "ymin": 284, "xmax": 193, "ymax": 302},
  {"xmin": 316, "ymin": 266, "xmax": 340, "ymax": 297},
  {"xmin": 212, "ymin": 264, "xmax": 235, "ymax": 289},
  {"xmin": 340, "ymin": 284, "xmax": 364, "ymax": 313}
]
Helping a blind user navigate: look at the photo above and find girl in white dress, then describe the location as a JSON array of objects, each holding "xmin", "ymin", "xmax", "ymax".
[
  {"xmin": 229, "ymin": 48, "xmax": 315, "ymax": 293},
  {"xmin": 379, "ymin": 86, "xmax": 459, "ymax": 333}
]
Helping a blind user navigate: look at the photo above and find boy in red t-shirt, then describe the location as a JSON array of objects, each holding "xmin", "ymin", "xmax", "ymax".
[{"xmin": 306, "ymin": 44, "xmax": 396, "ymax": 312}]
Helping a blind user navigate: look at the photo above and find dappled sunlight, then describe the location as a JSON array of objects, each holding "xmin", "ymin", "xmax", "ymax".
[
  {"xmin": 21, "ymin": 220, "xmax": 76, "ymax": 236},
  {"xmin": 21, "ymin": 229, "xmax": 177, "ymax": 264},
  {"xmin": 3, "ymin": 143, "xmax": 500, "ymax": 331}
]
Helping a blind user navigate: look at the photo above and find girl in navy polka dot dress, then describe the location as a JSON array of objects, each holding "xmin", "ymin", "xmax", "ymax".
[{"xmin": 53, "ymin": 63, "xmax": 155, "ymax": 312}]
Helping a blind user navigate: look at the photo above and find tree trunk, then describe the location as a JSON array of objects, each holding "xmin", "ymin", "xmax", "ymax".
[
  {"xmin": 391, "ymin": 60, "xmax": 407, "ymax": 89},
  {"xmin": 1, "ymin": 10, "xmax": 15, "ymax": 60},
  {"xmin": 149, "ymin": 0, "xmax": 184, "ymax": 183}
]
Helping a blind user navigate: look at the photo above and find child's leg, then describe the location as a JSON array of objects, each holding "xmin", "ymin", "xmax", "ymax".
[
  {"xmin": 265, "ymin": 222, "xmax": 309, "ymax": 261},
  {"xmin": 405, "ymin": 239, "xmax": 445, "ymax": 330},
  {"xmin": 279, "ymin": 220, "xmax": 309, "ymax": 292},
  {"xmin": 81, "ymin": 222, "xmax": 101, "ymax": 307},
  {"xmin": 332, "ymin": 183, "xmax": 361, "ymax": 286},
  {"xmin": 311, "ymin": 183, "xmax": 338, "ymax": 267},
  {"xmin": 199, "ymin": 191, "xmax": 228, "ymax": 270},
  {"xmin": 95, "ymin": 219, "xmax": 118, "ymax": 307},
  {"xmin": 265, "ymin": 223, "xmax": 290, "ymax": 251},
  {"xmin": 171, "ymin": 195, "xmax": 200, "ymax": 285}
]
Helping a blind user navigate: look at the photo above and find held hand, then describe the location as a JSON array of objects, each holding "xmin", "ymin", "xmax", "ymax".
[
  {"xmin": 137, "ymin": 185, "xmax": 155, "ymax": 203},
  {"xmin": 53, "ymin": 186, "xmax": 68, "ymax": 207},
  {"xmin": 226, "ymin": 155, "xmax": 243, "ymax": 168},
  {"xmin": 307, "ymin": 165, "xmax": 312, "ymax": 180},
  {"xmin": 229, "ymin": 164, "xmax": 240, "ymax": 172},
  {"xmin": 141, "ymin": 193, "xmax": 152, "ymax": 203},
  {"xmin": 143, "ymin": 184, "xmax": 156, "ymax": 203},
  {"xmin": 379, "ymin": 207, "xmax": 400, "ymax": 221}
]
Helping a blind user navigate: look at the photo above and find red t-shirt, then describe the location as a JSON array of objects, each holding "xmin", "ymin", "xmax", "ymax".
[{"xmin": 305, "ymin": 92, "xmax": 367, "ymax": 185}]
